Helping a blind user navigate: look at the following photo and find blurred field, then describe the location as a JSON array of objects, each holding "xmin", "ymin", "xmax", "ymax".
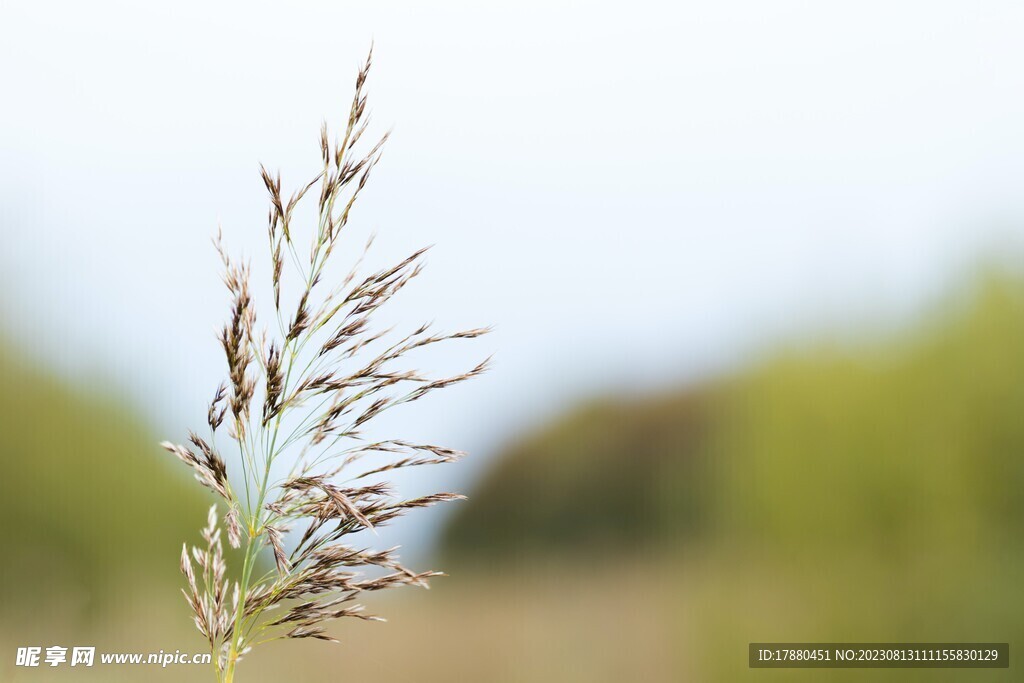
[
  {"xmin": 6, "ymin": 269, "xmax": 1024, "ymax": 681},
  {"xmin": 4, "ymin": 554, "xmax": 1020, "ymax": 682}
]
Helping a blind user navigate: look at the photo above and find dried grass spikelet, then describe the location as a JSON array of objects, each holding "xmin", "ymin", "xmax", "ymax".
[{"xmin": 161, "ymin": 45, "xmax": 489, "ymax": 683}]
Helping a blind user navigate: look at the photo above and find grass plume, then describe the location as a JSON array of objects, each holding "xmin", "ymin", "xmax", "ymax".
[{"xmin": 161, "ymin": 47, "xmax": 489, "ymax": 682}]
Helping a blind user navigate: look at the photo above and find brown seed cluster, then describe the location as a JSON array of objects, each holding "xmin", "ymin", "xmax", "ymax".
[
  {"xmin": 161, "ymin": 46, "xmax": 488, "ymax": 681},
  {"xmin": 180, "ymin": 507, "xmax": 237, "ymax": 653},
  {"xmin": 161, "ymin": 434, "xmax": 229, "ymax": 500}
]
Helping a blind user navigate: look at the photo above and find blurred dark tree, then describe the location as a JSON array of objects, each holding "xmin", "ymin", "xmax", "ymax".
[{"xmin": 442, "ymin": 390, "xmax": 715, "ymax": 560}]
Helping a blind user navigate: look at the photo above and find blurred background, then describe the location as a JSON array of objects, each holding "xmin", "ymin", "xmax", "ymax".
[{"xmin": 4, "ymin": 1, "xmax": 1024, "ymax": 680}]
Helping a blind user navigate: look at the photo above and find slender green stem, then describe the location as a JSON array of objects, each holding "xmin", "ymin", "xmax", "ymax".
[{"xmin": 223, "ymin": 528, "xmax": 258, "ymax": 683}]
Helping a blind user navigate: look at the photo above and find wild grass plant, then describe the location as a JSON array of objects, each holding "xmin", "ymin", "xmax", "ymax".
[{"xmin": 160, "ymin": 49, "xmax": 489, "ymax": 682}]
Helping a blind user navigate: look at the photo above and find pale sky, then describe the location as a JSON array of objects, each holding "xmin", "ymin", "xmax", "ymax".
[{"xmin": 4, "ymin": 0, "xmax": 1024, "ymax": 556}]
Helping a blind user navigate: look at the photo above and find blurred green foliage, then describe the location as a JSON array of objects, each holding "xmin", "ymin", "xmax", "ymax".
[
  {"xmin": 718, "ymin": 271, "xmax": 1024, "ymax": 556},
  {"xmin": 444, "ymin": 271, "xmax": 1024, "ymax": 563},
  {"xmin": 0, "ymin": 340, "xmax": 209, "ymax": 613}
]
